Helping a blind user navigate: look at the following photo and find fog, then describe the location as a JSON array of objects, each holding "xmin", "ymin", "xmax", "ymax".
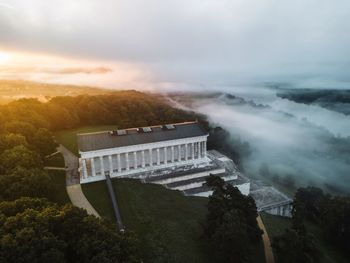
[
  {"xmin": 170, "ymin": 85, "xmax": 350, "ymax": 194},
  {"xmin": 1, "ymin": 0, "xmax": 350, "ymax": 84}
]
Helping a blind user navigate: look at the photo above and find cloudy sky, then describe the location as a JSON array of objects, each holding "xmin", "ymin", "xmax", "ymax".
[{"xmin": 0, "ymin": 0, "xmax": 350, "ymax": 87}]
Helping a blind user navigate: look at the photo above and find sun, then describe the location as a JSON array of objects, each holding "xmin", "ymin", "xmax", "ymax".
[{"xmin": 0, "ymin": 51, "xmax": 11, "ymax": 65}]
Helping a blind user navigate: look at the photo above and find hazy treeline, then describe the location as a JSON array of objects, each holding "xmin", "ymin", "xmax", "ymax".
[
  {"xmin": 277, "ymin": 88, "xmax": 350, "ymax": 115},
  {"xmin": 0, "ymin": 90, "xmax": 201, "ymax": 132}
]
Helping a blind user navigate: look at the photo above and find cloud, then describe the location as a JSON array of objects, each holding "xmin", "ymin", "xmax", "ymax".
[
  {"xmin": 0, "ymin": 66, "xmax": 112, "ymax": 74},
  {"xmin": 0, "ymin": 0, "xmax": 349, "ymax": 84}
]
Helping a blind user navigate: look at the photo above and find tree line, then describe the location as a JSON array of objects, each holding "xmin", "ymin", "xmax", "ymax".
[{"xmin": 272, "ymin": 186, "xmax": 350, "ymax": 263}]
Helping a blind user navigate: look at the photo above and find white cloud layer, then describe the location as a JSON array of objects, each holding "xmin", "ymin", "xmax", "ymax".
[{"xmin": 0, "ymin": 0, "xmax": 349, "ymax": 85}]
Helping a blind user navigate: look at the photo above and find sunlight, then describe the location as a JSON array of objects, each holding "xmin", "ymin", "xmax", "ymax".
[{"xmin": 0, "ymin": 51, "xmax": 11, "ymax": 65}]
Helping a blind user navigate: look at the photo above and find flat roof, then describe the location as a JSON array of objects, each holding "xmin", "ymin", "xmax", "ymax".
[{"xmin": 77, "ymin": 121, "xmax": 207, "ymax": 152}]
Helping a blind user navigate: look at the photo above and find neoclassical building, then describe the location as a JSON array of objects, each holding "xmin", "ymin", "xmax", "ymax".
[
  {"xmin": 77, "ymin": 121, "xmax": 294, "ymax": 216},
  {"xmin": 78, "ymin": 122, "xmax": 209, "ymax": 184}
]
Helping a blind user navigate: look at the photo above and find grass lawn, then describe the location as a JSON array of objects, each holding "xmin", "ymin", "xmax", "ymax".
[
  {"xmin": 44, "ymin": 152, "xmax": 65, "ymax": 167},
  {"xmin": 54, "ymin": 125, "xmax": 118, "ymax": 156},
  {"xmin": 82, "ymin": 178, "xmax": 266, "ymax": 263},
  {"xmin": 260, "ymin": 212, "xmax": 348, "ymax": 263},
  {"xmin": 48, "ymin": 170, "xmax": 70, "ymax": 205}
]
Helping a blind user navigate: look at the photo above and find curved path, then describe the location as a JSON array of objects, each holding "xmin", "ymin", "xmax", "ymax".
[
  {"xmin": 59, "ymin": 145, "xmax": 100, "ymax": 218},
  {"xmin": 67, "ymin": 184, "xmax": 100, "ymax": 217},
  {"xmin": 257, "ymin": 215, "xmax": 275, "ymax": 263}
]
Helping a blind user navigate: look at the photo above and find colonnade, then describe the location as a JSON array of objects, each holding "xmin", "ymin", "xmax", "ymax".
[{"xmin": 81, "ymin": 140, "xmax": 207, "ymax": 179}]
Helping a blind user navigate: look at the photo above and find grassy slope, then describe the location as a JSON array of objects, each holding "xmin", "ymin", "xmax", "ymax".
[
  {"xmin": 55, "ymin": 125, "xmax": 118, "ymax": 156},
  {"xmin": 44, "ymin": 152, "xmax": 65, "ymax": 167},
  {"xmin": 48, "ymin": 169, "xmax": 70, "ymax": 205},
  {"xmin": 260, "ymin": 212, "xmax": 348, "ymax": 263},
  {"xmin": 83, "ymin": 178, "xmax": 265, "ymax": 263},
  {"xmin": 82, "ymin": 178, "xmax": 212, "ymax": 263}
]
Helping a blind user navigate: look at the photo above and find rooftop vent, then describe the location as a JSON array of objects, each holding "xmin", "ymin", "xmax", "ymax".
[
  {"xmin": 142, "ymin": 127, "xmax": 152, "ymax": 133},
  {"xmin": 164, "ymin": 124, "xmax": 175, "ymax": 130},
  {"xmin": 116, "ymin": 129, "xmax": 127, "ymax": 136}
]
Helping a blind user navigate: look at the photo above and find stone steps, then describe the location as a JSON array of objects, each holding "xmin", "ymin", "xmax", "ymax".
[
  {"xmin": 144, "ymin": 167, "xmax": 225, "ymax": 185},
  {"xmin": 166, "ymin": 173, "xmax": 237, "ymax": 191}
]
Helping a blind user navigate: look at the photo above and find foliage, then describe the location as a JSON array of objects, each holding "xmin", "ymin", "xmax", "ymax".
[
  {"xmin": 272, "ymin": 228, "xmax": 321, "ymax": 263},
  {"xmin": 0, "ymin": 92, "xmax": 202, "ymax": 131},
  {"xmin": 0, "ymin": 145, "xmax": 43, "ymax": 173},
  {"xmin": 203, "ymin": 175, "xmax": 262, "ymax": 263},
  {"xmin": 292, "ymin": 186, "xmax": 328, "ymax": 222},
  {"xmin": 321, "ymin": 197, "xmax": 350, "ymax": 252},
  {"xmin": 0, "ymin": 197, "xmax": 141, "ymax": 263},
  {"xmin": 0, "ymin": 168, "xmax": 56, "ymax": 201}
]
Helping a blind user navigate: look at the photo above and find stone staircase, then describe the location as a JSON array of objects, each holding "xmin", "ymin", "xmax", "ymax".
[{"xmin": 140, "ymin": 150, "xmax": 250, "ymax": 197}]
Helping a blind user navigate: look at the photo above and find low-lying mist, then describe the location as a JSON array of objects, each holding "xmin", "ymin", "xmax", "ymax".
[{"xmin": 169, "ymin": 85, "xmax": 350, "ymax": 194}]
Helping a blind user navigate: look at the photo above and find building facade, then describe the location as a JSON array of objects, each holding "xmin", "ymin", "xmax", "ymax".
[{"xmin": 78, "ymin": 122, "xmax": 209, "ymax": 184}]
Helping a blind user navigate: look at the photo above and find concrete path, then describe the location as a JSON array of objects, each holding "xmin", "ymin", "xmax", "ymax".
[
  {"xmin": 58, "ymin": 145, "xmax": 100, "ymax": 217},
  {"xmin": 58, "ymin": 145, "xmax": 80, "ymax": 186},
  {"xmin": 257, "ymin": 215, "xmax": 275, "ymax": 263},
  {"xmin": 67, "ymin": 184, "xmax": 100, "ymax": 217}
]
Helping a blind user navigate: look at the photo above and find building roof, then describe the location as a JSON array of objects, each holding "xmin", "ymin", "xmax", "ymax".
[{"xmin": 77, "ymin": 121, "xmax": 207, "ymax": 152}]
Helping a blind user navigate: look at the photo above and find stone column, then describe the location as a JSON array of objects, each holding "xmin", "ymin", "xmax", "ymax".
[
  {"xmin": 99, "ymin": 156, "xmax": 105, "ymax": 176},
  {"xmin": 164, "ymin": 147, "xmax": 168, "ymax": 164},
  {"xmin": 178, "ymin": 145, "xmax": 181, "ymax": 161},
  {"xmin": 191, "ymin": 143, "xmax": 195, "ymax": 159},
  {"xmin": 90, "ymin": 158, "xmax": 96, "ymax": 177},
  {"xmin": 134, "ymin": 151, "xmax": 137, "ymax": 169},
  {"xmin": 142, "ymin": 150, "xmax": 145, "ymax": 167},
  {"xmin": 125, "ymin": 152, "xmax": 129, "ymax": 171},
  {"xmin": 108, "ymin": 155, "xmax": 113, "ymax": 174},
  {"xmin": 204, "ymin": 141, "xmax": 207, "ymax": 157},
  {"xmin": 117, "ymin": 154, "xmax": 121, "ymax": 172},
  {"xmin": 171, "ymin": 146, "xmax": 174, "ymax": 162},
  {"xmin": 82, "ymin": 159, "xmax": 87, "ymax": 179},
  {"xmin": 156, "ymin": 148, "xmax": 160, "ymax": 165},
  {"xmin": 149, "ymin": 149, "xmax": 153, "ymax": 167},
  {"xmin": 185, "ymin": 144, "xmax": 188, "ymax": 160}
]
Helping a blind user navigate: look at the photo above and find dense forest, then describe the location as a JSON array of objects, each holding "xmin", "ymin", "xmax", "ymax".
[
  {"xmin": 0, "ymin": 91, "xmax": 207, "ymax": 262},
  {"xmin": 272, "ymin": 186, "xmax": 350, "ymax": 263}
]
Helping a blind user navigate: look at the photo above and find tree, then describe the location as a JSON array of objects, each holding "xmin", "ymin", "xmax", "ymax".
[
  {"xmin": 272, "ymin": 228, "xmax": 321, "ymax": 263},
  {"xmin": 0, "ymin": 145, "xmax": 43, "ymax": 173},
  {"xmin": 292, "ymin": 187, "xmax": 327, "ymax": 223},
  {"xmin": 203, "ymin": 175, "xmax": 262, "ymax": 263},
  {"xmin": 31, "ymin": 128, "xmax": 57, "ymax": 156},
  {"xmin": 0, "ymin": 198, "xmax": 141, "ymax": 263},
  {"xmin": 0, "ymin": 133, "xmax": 28, "ymax": 152},
  {"xmin": 0, "ymin": 168, "xmax": 56, "ymax": 201},
  {"xmin": 321, "ymin": 197, "xmax": 350, "ymax": 252}
]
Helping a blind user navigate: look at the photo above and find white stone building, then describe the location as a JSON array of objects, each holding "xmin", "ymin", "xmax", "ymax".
[{"xmin": 78, "ymin": 121, "xmax": 250, "ymax": 196}]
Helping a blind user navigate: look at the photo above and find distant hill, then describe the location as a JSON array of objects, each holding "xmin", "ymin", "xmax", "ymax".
[{"xmin": 0, "ymin": 79, "xmax": 111, "ymax": 104}]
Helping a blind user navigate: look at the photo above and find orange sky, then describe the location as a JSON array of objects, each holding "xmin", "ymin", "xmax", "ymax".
[{"xmin": 0, "ymin": 48, "xmax": 154, "ymax": 90}]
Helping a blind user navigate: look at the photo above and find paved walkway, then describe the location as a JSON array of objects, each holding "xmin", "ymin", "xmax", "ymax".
[
  {"xmin": 257, "ymin": 215, "xmax": 275, "ymax": 263},
  {"xmin": 58, "ymin": 145, "xmax": 100, "ymax": 217},
  {"xmin": 67, "ymin": 184, "xmax": 100, "ymax": 217}
]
